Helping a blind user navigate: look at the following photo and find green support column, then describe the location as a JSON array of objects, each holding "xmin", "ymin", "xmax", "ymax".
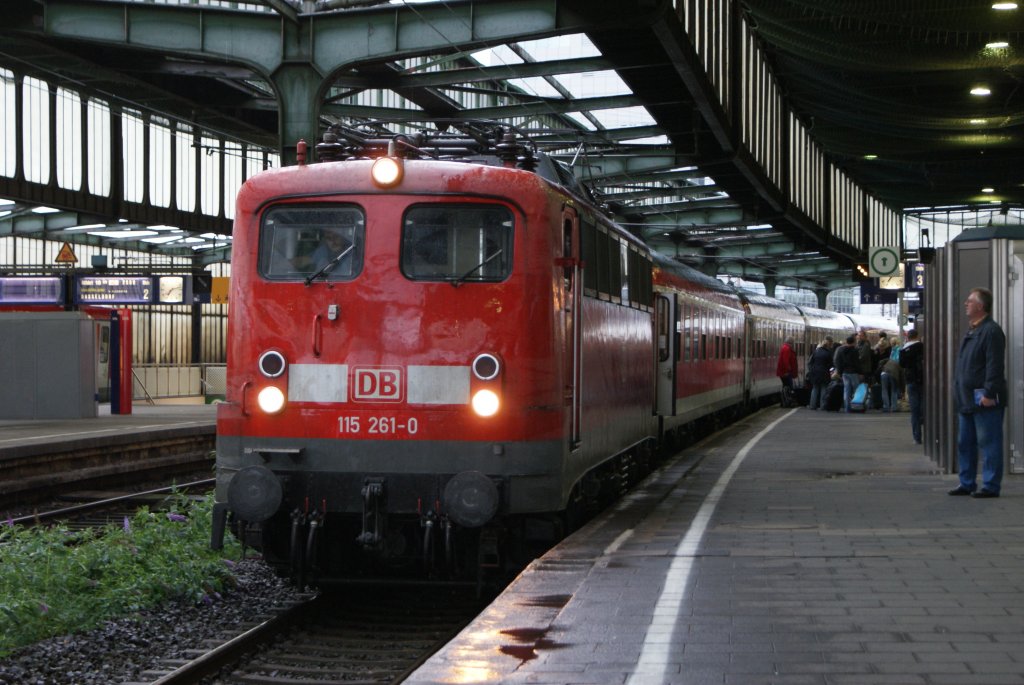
[
  {"xmin": 815, "ymin": 288, "xmax": 830, "ymax": 309},
  {"xmin": 697, "ymin": 246, "xmax": 719, "ymax": 278},
  {"xmin": 763, "ymin": 277, "xmax": 777, "ymax": 299},
  {"xmin": 272, "ymin": 64, "xmax": 325, "ymax": 166}
]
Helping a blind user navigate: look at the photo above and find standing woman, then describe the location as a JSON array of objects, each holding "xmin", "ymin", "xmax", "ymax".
[
  {"xmin": 899, "ymin": 328, "xmax": 924, "ymax": 443},
  {"xmin": 806, "ymin": 337, "xmax": 834, "ymax": 410}
]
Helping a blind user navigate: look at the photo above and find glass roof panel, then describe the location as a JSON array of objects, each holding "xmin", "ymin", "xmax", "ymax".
[
  {"xmin": 514, "ymin": 34, "xmax": 601, "ymax": 60},
  {"xmin": 564, "ymin": 112, "xmax": 598, "ymax": 131},
  {"xmin": 559, "ymin": 70, "xmax": 634, "ymax": 99},
  {"xmin": 589, "ymin": 106, "xmax": 658, "ymax": 129},
  {"xmin": 621, "ymin": 134, "xmax": 671, "ymax": 145},
  {"xmin": 506, "ymin": 77, "xmax": 564, "ymax": 99},
  {"xmin": 470, "ymin": 45, "xmax": 524, "ymax": 67}
]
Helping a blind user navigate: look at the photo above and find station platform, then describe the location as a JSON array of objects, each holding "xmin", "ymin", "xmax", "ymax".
[
  {"xmin": 408, "ymin": 407, "xmax": 1024, "ymax": 685},
  {"xmin": 0, "ymin": 401, "xmax": 215, "ymax": 460},
  {"xmin": 0, "ymin": 402, "xmax": 216, "ymax": 506}
]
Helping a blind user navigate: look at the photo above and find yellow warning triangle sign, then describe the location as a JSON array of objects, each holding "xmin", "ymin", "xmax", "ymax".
[{"xmin": 55, "ymin": 242, "xmax": 78, "ymax": 264}]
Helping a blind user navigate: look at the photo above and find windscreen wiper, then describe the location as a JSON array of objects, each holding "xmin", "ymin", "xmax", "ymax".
[
  {"xmin": 451, "ymin": 249, "xmax": 503, "ymax": 288},
  {"xmin": 304, "ymin": 244, "xmax": 355, "ymax": 286}
]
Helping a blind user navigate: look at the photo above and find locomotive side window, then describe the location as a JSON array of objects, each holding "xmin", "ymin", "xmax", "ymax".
[
  {"xmin": 595, "ymin": 230, "xmax": 611, "ymax": 297},
  {"xmin": 402, "ymin": 204, "xmax": 512, "ymax": 282},
  {"xmin": 581, "ymin": 219, "xmax": 597, "ymax": 293},
  {"xmin": 259, "ymin": 205, "xmax": 365, "ymax": 281}
]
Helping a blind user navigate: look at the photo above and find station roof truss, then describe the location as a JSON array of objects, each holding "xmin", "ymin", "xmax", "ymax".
[{"xmin": 4, "ymin": 0, "xmax": 1021, "ymax": 291}]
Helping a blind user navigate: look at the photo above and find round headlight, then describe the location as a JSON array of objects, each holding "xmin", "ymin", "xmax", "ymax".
[
  {"xmin": 258, "ymin": 350, "xmax": 286, "ymax": 378},
  {"xmin": 471, "ymin": 389, "xmax": 500, "ymax": 417},
  {"xmin": 371, "ymin": 156, "xmax": 403, "ymax": 187},
  {"xmin": 472, "ymin": 353, "xmax": 500, "ymax": 381},
  {"xmin": 257, "ymin": 386, "xmax": 286, "ymax": 414}
]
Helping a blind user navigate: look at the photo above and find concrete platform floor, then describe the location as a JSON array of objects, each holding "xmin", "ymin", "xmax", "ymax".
[{"xmin": 408, "ymin": 406, "xmax": 1024, "ymax": 685}]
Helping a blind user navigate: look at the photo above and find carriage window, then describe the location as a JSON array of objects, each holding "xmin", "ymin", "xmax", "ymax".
[
  {"xmin": 402, "ymin": 204, "xmax": 513, "ymax": 282},
  {"xmin": 259, "ymin": 205, "xmax": 365, "ymax": 281},
  {"xmin": 682, "ymin": 302, "xmax": 691, "ymax": 362}
]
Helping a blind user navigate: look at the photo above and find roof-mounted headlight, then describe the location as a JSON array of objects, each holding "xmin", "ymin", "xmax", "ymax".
[{"xmin": 371, "ymin": 156, "xmax": 403, "ymax": 188}]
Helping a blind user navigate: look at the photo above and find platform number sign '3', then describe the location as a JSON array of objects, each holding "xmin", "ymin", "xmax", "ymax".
[{"xmin": 868, "ymin": 247, "xmax": 900, "ymax": 278}]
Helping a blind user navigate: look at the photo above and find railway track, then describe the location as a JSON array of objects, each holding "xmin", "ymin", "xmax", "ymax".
[
  {"xmin": 7, "ymin": 478, "xmax": 215, "ymax": 529},
  {"xmin": 134, "ymin": 585, "xmax": 488, "ymax": 685}
]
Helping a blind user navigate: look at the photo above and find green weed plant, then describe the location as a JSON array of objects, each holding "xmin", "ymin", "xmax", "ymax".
[{"xmin": 0, "ymin": 493, "xmax": 241, "ymax": 655}]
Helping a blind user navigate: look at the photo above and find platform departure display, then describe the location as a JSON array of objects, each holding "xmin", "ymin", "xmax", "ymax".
[
  {"xmin": 0, "ymin": 277, "xmax": 64, "ymax": 304},
  {"xmin": 75, "ymin": 276, "xmax": 153, "ymax": 304}
]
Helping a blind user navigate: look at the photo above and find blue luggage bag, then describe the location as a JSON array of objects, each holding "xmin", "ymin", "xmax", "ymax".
[{"xmin": 850, "ymin": 382, "xmax": 869, "ymax": 412}]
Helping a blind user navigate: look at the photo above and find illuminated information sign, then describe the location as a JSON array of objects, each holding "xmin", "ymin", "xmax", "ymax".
[
  {"xmin": 0, "ymin": 277, "xmax": 64, "ymax": 305},
  {"xmin": 75, "ymin": 276, "xmax": 154, "ymax": 304}
]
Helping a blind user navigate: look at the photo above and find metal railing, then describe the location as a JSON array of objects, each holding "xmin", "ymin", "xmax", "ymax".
[{"xmin": 131, "ymin": 363, "xmax": 226, "ymax": 402}]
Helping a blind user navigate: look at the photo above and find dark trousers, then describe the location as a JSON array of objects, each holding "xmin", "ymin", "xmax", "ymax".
[
  {"xmin": 957, "ymin": 407, "xmax": 1005, "ymax": 494},
  {"xmin": 906, "ymin": 382, "xmax": 922, "ymax": 443}
]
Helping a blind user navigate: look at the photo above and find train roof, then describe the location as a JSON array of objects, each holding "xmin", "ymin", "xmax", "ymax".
[
  {"xmin": 797, "ymin": 306, "xmax": 857, "ymax": 328},
  {"xmin": 650, "ymin": 252, "xmax": 744, "ymax": 309},
  {"xmin": 736, "ymin": 291, "xmax": 804, "ymax": 324},
  {"xmin": 846, "ymin": 313, "xmax": 900, "ymax": 336}
]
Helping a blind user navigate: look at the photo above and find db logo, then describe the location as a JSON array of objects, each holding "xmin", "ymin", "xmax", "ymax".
[{"xmin": 352, "ymin": 366, "xmax": 403, "ymax": 402}]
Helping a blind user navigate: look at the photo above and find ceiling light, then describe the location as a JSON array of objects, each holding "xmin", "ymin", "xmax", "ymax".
[
  {"xmin": 985, "ymin": 41, "xmax": 1010, "ymax": 49},
  {"xmin": 982, "ymin": 187, "xmax": 995, "ymax": 193},
  {"xmin": 863, "ymin": 154, "xmax": 878, "ymax": 160},
  {"xmin": 971, "ymin": 86, "xmax": 992, "ymax": 96},
  {"xmin": 992, "ymin": 2, "xmax": 1018, "ymax": 9},
  {"xmin": 970, "ymin": 119, "xmax": 987, "ymax": 124}
]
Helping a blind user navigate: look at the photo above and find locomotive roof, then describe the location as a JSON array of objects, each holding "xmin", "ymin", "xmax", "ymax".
[{"xmin": 315, "ymin": 121, "xmax": 595, "ymax": 200}]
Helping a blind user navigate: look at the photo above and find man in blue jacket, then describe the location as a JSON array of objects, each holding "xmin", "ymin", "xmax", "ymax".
[{"xmin": 949, "ymin": 287, "xmax": 1007, "ymax": 498}]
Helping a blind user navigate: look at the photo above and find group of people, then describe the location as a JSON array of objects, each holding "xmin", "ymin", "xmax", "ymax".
[
  {"xmin": 805, "ymin": 330, "xmax": 921, "ymax": 411},
  {"xmin": 776, "ymin": 286, "xmax": 1007, "ymax": 499},
  {"xmin": 777, "ymin": 326, "xmax": 925, "ymax": 443}
]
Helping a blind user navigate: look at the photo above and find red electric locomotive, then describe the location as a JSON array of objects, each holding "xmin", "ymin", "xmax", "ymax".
[
  {"xmin": 210, "ymin": 123, "xmax": 866, "ymax": 584},
  {"xmin": 211, "ymin": 126, "xmax": 660, "ymax": 582}
]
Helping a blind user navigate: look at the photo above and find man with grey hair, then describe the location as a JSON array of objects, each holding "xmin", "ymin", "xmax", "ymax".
[{"xmin": 949, "ymin": 287, "xmax": 1006, "ymax": 498}]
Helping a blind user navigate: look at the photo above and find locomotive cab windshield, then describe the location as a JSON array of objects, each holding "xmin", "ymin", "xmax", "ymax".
[
  {"xmin": 260, "ymin": 205, "xmax": 365, "ymax": 281},
  {"xmin": 401, "ymin": 204, "xmax": 513, "ymax": 282}
]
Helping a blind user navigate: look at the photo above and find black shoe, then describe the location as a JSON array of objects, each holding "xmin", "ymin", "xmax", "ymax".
[
  {"xmin": 948, "ymin": 487, "xmax": 974, "ymax": 496},
  {"xmin": 971, "ymin": 489, "xmax": 999, "ymax": 499}
]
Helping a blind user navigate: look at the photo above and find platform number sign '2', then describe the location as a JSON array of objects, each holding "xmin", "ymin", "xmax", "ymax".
[{"xmin": 869, "ymin": 247, "xmax": 900, "ymax": 278}]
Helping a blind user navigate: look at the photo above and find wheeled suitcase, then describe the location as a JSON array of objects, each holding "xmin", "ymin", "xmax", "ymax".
[
  {"xmin": 850, "ymin": 382, "xmax": 869, "ymax": 412},
  {"xmin": 870, "ymin": 383, "xmax": 883, "ymax": 410},
  {"xmin": 824, "ymin": 380, "xmax": 844, "ymax": 412}
]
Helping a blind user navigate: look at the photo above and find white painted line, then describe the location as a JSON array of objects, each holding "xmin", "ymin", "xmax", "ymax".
[
  {"xmin": 603, "ymin": 528, "xmax": 635, "ymax": 556},
  {"xmin": 0, "ymin": 422, "xmax": 209, "ymax": 445},
  {"xmin": 626, "ymin": 408, "xmax": 796, "ymax": 684}
]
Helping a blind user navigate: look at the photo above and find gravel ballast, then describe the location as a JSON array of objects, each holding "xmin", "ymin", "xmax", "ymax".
[{"xmin": 0, "ymin": 558, "xmax": 306, "ymax": 685}]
